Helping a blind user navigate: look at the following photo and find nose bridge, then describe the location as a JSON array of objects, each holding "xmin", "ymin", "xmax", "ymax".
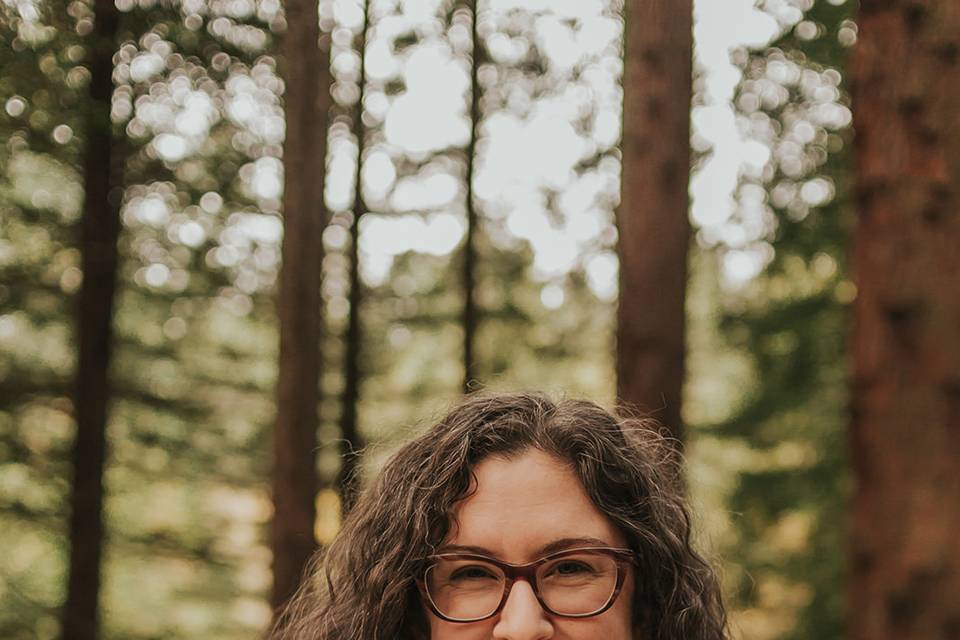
[
  {"xmin": 493, "ymin": 577, "xmax": 554, "ymax": 639},
  {"xmin": 505, "ymin": 559, "xmax": 541, "ymax": 585}
]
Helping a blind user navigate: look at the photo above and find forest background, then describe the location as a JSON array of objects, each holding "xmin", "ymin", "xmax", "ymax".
[{"xmin": 2, "ymin": 0, "xmax": 956, "ymax": 639}]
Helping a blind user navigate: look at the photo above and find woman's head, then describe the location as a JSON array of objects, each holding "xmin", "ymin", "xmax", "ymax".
[{"xmin": 272, "ymin": 392, "xmax": 727, "ymax": 640}]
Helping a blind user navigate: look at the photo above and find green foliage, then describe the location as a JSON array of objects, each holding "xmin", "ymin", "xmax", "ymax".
[
  {"xmin": 0, "ymin": 20, "xmax": 84, "ymax": 621},
  {"xmin": 2, "ymin": 0, "xmax": 282, "ymax": 636},
  {"xmin": 713, "ymin": 2, "xmax": 856, "ymax": 639},
  {"xmin": 1, "ymin": 1, "xmax": 858, "ymax": 639}
]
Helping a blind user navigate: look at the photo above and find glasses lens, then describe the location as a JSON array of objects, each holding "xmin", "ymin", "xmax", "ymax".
[
  {"xmin": 425, "ymin": 558, "xmax": 506, "ymax": 621},
  {"xmin": 536, "ymin": 552, "xmax": 620, "ymax": 616}
]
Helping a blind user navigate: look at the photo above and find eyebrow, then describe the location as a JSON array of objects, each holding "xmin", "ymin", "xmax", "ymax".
[{"xmin": 436, "ymin": 536, "xmax": 616, "ymax": 560}]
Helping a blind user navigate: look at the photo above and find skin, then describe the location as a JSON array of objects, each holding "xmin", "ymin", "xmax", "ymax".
[{"xmin": 426, "ymin": 448, "xmax": 635, "ymax": 640}]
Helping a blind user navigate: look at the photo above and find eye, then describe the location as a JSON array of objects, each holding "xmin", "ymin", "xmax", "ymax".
[
  {"xmin": 547, "ymin": 560, "xmax": 593, "ymax": 577},
  {"xmin": 449, "ymin": 565, "xmax": 498, "ymax": 582}
]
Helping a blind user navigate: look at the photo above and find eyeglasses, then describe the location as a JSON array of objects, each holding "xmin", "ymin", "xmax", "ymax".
[{"xmin": 416, "ymin": 547, "xmax": 635, "ymax": 623}]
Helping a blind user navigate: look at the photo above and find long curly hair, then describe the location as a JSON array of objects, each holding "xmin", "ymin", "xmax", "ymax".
[{"xmin": 270, "ymin": 392, "xmax": 727, "ymax": 640}]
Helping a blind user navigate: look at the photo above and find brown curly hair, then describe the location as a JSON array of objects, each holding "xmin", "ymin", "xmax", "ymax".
[{"xmin": 270, "ymin": 392, "xmax": 728, "ymax": 639}]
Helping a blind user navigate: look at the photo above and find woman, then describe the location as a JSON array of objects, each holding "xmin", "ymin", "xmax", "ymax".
[{"xmin": 272, "ymin": 392, "xmax": 727, "ymax": 639}]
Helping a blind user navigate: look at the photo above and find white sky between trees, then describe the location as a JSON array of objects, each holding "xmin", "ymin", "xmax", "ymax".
[
  {"xmin": 334, "ymin": 0, "xmax": 786, "ymax": 295},
  {"xmin": 104, "ymin": 0, "xmax": 838, "ymax": 305}
]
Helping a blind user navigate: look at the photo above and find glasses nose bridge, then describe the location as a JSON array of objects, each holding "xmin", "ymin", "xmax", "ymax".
[
  {"xmin": 497, "ymin": 563, "xmax": 552, "ymax": 623},
  {"xmin": 499, "ymin": 558, "xmax": 547, "ymax": 604}
]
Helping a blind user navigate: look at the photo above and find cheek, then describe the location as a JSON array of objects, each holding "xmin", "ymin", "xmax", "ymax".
[
  {"xmin": 573, "ymin": 572, "xmax": 635, "ymax": 639},
  {"xmin": 428, "ymin": 618, "xmax": 494, "ymax": 640},
  {"xmin": 424, "ymin": 600, "xmax": 493, "ymax": 640},
  {"xmin": 426, "ymin": 596, "xmax": 636, "ymax": 640},
  {"xmin": 561, "ymin": 602, "xmax": 634, "ymax": 639}
]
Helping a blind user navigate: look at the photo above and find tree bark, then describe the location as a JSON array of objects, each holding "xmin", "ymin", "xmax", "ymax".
[
  {"xmin": 338, "ymin": 0, "xmax": 370, "ymax": 517},
  {"xmin": 461, "ymin": 0, "xmax": 482, "ymax": 394},
  {"xmin": 61, "ymin": 0, "xmax": 122, "ymax": 637},
  {"xmin": 616, "ymin": 0, "xmax": 693, "ymax": 447},
  {"xmin": 272, "ymin": 0, "xmax": 332, "ymax": 613},
  {"xmin": 849, "ymin": 3, "xmax": 960, "ymax": 639}
]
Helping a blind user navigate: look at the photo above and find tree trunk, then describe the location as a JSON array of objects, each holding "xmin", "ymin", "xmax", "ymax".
[
  {"xmin": 848, "ymin": 3, "xmax": 960, "ymax": 639},
  {"xmin": 338, "ymin": 0, "xmax": 370, "ymax": 517},
  {"xmin": 272, "ymin": 0, "xmax": 332, "ymax": 613},
  {"xmin": 61, "ymin": 0, "xmax": 122, "ymax": 637},
  {"xmin": 461, "ymin": 0, "xmax": 482, "ymax": 394},
  {"xmin": 616, "ymin": 0, "xmax": 693, "ymax": 446}
]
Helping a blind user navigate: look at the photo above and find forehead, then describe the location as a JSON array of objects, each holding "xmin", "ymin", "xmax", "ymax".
[{"xmin": 446, "ymin": 448, "xmax": 626, "ymax": 561}]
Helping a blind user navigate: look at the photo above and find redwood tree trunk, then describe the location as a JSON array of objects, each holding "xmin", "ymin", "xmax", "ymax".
[
  {"xmin": 849, "ymin": 3, "xmax": 960, "ymax": 639},
  {"xmin": 616, "ymin": 0, "xmax": 692, "ymax": 446},
  {"xmin": 338, "ymin": 0, "xmax": 370, "ymax": 517},
  {"xmin": 61, "ymin": 0, "xmax": 121, "ymax": 637},
  {"xmin": 461, "ymin": 0, "xmax": 482, "ymax": 394},
  {"xmin": 272, "ymin": 0, "xmax": 331, "ymax": 612}
]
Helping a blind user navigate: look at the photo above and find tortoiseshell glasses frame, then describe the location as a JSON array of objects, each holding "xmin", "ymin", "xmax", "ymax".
[{"xmin": 416, "ymin": 546, "xmax": 636, "ymax": 623}]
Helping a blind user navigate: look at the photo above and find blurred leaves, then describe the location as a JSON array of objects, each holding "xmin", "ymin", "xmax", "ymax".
[{"xmin": 0, "ymin": 0, "xmax": 856, "ymax": 638}]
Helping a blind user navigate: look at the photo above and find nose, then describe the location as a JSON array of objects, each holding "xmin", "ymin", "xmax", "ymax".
[{"xmin": 491, "ymin": 579, "xmax": 554, "ymax": 639}]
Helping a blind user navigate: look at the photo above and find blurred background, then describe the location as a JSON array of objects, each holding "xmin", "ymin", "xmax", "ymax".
[{"xmin": 1, "ymin": 0, "xmax": 863, "ymax": 638}]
